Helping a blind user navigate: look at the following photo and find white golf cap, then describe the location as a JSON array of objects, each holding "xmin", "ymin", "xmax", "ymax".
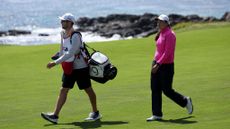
[
  {"xmin": 59, "ymin": 13, "xmax": 75, "ymax": 24},
  {"xmin": 157, "ymin": 14, "xmax": 170, "ymax": 24}
]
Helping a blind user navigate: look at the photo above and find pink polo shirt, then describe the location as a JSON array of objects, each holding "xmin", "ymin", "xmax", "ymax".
[{"xmin": 154, "ymin": 27, "xmax": 176, "ymax": 65}]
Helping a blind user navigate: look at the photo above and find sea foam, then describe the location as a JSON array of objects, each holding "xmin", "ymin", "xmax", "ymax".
[{"xmin": 0, "ymin": 27, "xmax": 124, "ymax": 45}]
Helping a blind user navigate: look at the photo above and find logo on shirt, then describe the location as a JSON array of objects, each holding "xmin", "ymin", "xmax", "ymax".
[{"xmin": 63, "ymin": 47, "xmax": 68, "ymax": 51}]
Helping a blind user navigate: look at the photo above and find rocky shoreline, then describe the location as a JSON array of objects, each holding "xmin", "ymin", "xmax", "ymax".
[
  {"xmin": 76, "ymin": 12, "xmax": 230, "ymax": 38},
  {"xmin": 0, "ymin": 12, "xmax": 229, "ymax": 38}
]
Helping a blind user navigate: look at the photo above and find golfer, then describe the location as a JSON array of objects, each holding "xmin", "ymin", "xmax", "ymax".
[
  {"xmin": 147, "ymin": 14, "xmax": 193, "ymax": 121},
  {"xmin": 41, "ymin": 13, "xmax": 102, "ymax": 124}
]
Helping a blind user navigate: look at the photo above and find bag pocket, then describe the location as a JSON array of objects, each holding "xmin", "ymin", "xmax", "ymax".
[{"xmin": 61, "ymin": 62, "xmax": 74, "ymax": 75}]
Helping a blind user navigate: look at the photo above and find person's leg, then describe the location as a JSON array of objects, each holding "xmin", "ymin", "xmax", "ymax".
[
  {"xmin": 84, "ymin": 87, "xmax": 97, "ymax": 112},
  {"xmin": 84, "ymin": 86, "xmax": 102, "ymax": 121},
  {"xmin": 75, "ymin": 68, "xmax": 97, "ymax": 112},
  {"xmin": 76, "ymin": 67, "xmax": 101, "ymax": 121},
  {"xmin": 160, "ymin": 64, "xmax": 187, "ymax": 107},
  {"xmin": 41, "ymin": 73, "xmax": 75, "ymax": 124},
  {"xmin": 41, "ymin": 88, "xmax": 70, "ymax": 124},
  {"xmin": 151, "ymin": 72, "xmax": 163, "ymax": 117},
  {"xmin": 54, "ymin": 87, "xmax": 70, "ymax": 116},
  {"xmin": 147, "ymin": 63, "xmax": 164, "ymax": 121}
]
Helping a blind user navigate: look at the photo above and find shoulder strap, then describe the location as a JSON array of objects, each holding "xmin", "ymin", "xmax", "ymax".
[
  {"xmin": 70, "ymin": 31, "xmax": 82, "ymax": 45},
  {"xmin": 84, "ymin": 43, "xmax": 96, "ymax": 52},
  {"xmin": 70, "ymin": 30, "xmax": 96, "ymax": 52},
  {"xmin": 60, "ymin": 31, "xmax": 64, "ymax": 54}
]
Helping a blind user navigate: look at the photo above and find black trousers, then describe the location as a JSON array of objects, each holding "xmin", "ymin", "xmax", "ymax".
[{"xmin": 151, "ymin": 61, "xmax": 187, "ymax": 117}]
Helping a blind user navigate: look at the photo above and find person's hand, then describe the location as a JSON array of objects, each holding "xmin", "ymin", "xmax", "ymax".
[
  {"xmin": 151, "ymin": 64, "xmax": 159, "ymax": 74},
  {"xmin": 47, "ymin": 62, "xmax": 56, "ymax": 69}
]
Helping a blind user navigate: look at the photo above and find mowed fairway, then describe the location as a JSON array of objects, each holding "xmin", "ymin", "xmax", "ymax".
[{"xmin": 0, "ymin": 23, "xmax": 230, "ymax": 129}]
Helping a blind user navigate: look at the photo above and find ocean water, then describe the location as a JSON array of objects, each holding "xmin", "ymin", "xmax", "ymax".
[{"xmin": 0, "ymin": 0, "xmax": 229, "ymax": 45}]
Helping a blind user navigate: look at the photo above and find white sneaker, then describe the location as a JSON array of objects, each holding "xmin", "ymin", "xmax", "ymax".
[
  {"xmin": 186, "ymin": 97, "xmax": 193, "ymax": 114},
  {"xmin": 85, "ymin": 111, "xmax": 102, "ymax": 121},
  {"xmin": 146, "ymin": 115, "xmax": 162, "ymax": 121},
  {"xmin": 41, "ymin": 112, "xmax": 58, "ymax": 124}
]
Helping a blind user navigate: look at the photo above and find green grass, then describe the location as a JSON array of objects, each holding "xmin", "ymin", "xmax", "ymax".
[
  {"xmin": 173, "ymin": 21, "xmax": 230, "ymax": 32},
  {"xmin": 0, "ymin": 22, "xmax": 230, "ymax": 129}
]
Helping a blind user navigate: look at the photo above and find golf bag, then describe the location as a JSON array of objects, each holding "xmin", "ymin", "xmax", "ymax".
[
  {"xmin": 89, "ymin": 51, "xmax": 117, "ymax": 83},
  {"xmin": 73, "ymin": 31, "xmax": 117, "ymax": 84}
]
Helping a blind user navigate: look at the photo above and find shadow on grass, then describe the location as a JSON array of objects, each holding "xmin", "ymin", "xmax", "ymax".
[
  {"xmin": 159, "ymin": 116, "xmax": 197, "ymax": 124},
  {"xmin": 44, "ymin": 119, "xmax": 129, "ymax": 129}
]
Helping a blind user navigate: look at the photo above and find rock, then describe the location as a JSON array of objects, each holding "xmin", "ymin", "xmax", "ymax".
[
  {"xmin": 168, "ymin": 14, "xmax": 188, "ymax": 25},
  {"xmin": 186, "ymin": 14, "xmax": 203, "ymax": 22},
  {"xmin": 221, "ymin": 12, "xmax": 230, "ymax": 21},
  {"xmin": 76, "ymin": 17, "xmax": 94, "ymax": 27},
  {"xmin": 106, "ymin": 14, "xmax": 140, "ymax": 22},
  {"xmin": 38, "ymin": 33, "xmax": 49, "ymax": 36},
  {"xmin": 76, "ymin": 13, "xmax": 160, "ymax": 38},
  {"xmin": 97, "ymin": 17, "xmax": 108, "ymax": 23},
  {"xmin": 0, "ymin": 31, "xmax": 8, "ymax": 37},
  {"xmin": 203, "ymin": 17, "xmax": 219, "ymax": 22},
  {"xmin": 8, "ymin": 29, "xmax": 31, "ymax": 36}
]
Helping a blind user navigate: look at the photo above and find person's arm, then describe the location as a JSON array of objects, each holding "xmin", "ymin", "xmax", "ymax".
[{"xmin": 156, "ymin": 33, "xmax": 175, "ymax": 65}]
